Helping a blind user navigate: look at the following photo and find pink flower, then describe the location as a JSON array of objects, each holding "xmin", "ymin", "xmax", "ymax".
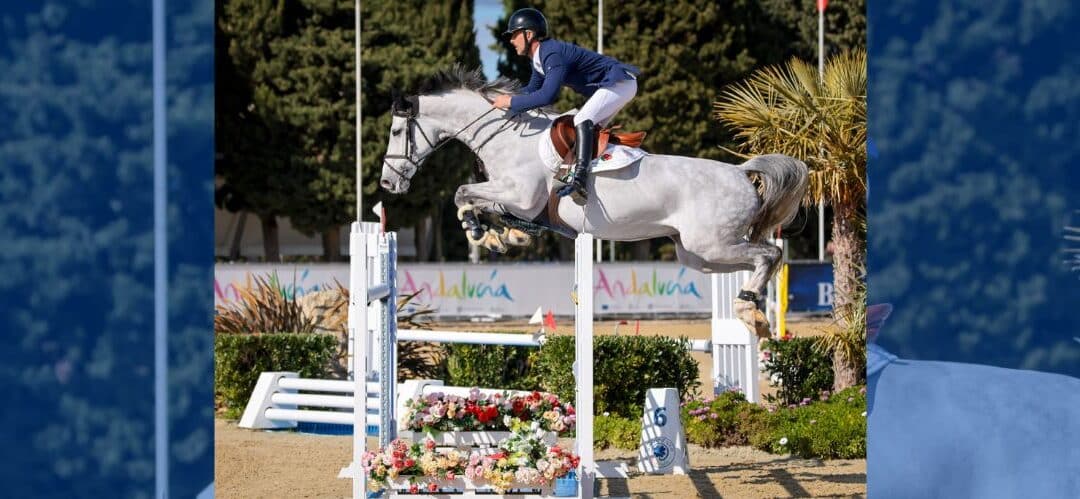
[
  {"xmin": 424, "ymin": 438, "xmax": 436, "ymax": 451},
  {"xmin": 446, "ymin": 471, "xmax": 456, "ymax": 481},
  {"xmin": 859, "ymin": 387, "xmax": 867, "ymax": 395}
]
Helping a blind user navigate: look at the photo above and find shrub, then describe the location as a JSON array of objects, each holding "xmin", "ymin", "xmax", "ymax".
[
  {"xmin": 682, "ymin": 389, "xmax": 768, "ymax": 448},
  {"xmin": 594, "ymin": 415, "xmax": 641, "ymax": 450},
  {"xmin": 443, "ymin": 342, "xmax": 537, "ymax": 392},
  {"xmin": 760, "ymin": 336, "xmax": 834, "ymax": 406},
  {"xmin": 214, "ymin": 273, "xmax": 317, "ymax": 334},
  {"xmin": 214, "ymin": 332, "xmax": 338, "ymax": 419},
  {"xmin": 531, "ymin": 335, "xmax": 701, "ymax": 418},
  {"xmin": 750, "ymin": 386, "xmax": 867, "ymax": 459}
]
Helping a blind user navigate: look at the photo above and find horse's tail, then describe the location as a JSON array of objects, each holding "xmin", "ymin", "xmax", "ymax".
[{"xmin": 738, "ymin": 154, "xmax": 809, "ymax": 243}]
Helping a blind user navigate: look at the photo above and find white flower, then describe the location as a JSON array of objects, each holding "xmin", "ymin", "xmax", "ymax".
[
  {"xmin": 779, "ymin": 437, "xmax": 788, "ymax": 445},
  {"xmin": 503, "ymin": 415, "xmax": 513, "ymax": 427},
  {"xmin": 602, "ymin": 412, "xmax": 610, "ymax": 417},
  {"xmin": 862, "ymin": 411, "xmax": 867, "ymax": 417}
]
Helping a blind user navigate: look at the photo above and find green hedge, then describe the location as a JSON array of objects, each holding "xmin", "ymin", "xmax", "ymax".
[
  {"xmin": 594, "ymin": 415, "xmax": 641, "ymax": 450},
  {"xmin": 760, "ymin": 336, "xmax": 834, "ymax": 406},
  {"xmin": 439, "ymin": 334, "xmax": 701, "ymax": 419},
  {"xmin": 750, "ymin": 386, "xmax": 867, "ymax": 459},
  {"xmin": 215, "ymin": 332, "xmax": 338, "ymax": 418},
  {"xmin": 678, "ymin": 386, "xmax": 866, "ymax": 459},
  {"xmin": 530, "ymin": 335, "xmax": 701, "ymax": 418},
  {"xmin": 444, "ymin": 343, "xmax": 535, "ymax": 392}
]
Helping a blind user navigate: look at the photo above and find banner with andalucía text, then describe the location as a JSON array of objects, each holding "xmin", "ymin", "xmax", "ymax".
[{"xmin": 215, "ymin": 262, "xmax": 728, "ymax": 318}]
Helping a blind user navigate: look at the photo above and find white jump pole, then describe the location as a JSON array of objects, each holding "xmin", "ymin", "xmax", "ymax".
[
  {"xmin": 348, "ymin": 226, "xmax": 367, "ymax": 499},
  {"xmin": 575, "ymin": 233, "xmax": 595, "ymax": 499},
  {"xmin": 351, "ymin": 1, "xmax": 365, "ymax": 496}
]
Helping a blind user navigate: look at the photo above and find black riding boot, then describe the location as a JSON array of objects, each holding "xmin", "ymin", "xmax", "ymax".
[{"xmin": 559, "ymin": 119, "xmax": 595, "ymax": 202}]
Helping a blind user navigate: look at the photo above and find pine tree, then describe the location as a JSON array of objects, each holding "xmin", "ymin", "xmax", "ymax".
[
  {"xmin": 492, "ymin": 1, "xmax": 800, "ymax": 160},
  {"xmin": 259, "ymin": 0, "xmax": 357, "ymax": 260},
  {"xmin": 759, "ymin": 0, "xmax": 866, "ymax": 60},
  {"xmin": 359, "ymin": 0, "xmax": 481, "ymax": 260},
  {"xmin": 218, "ymin": 0, "xmax": 480, "ymax": 260},
  {"xmin": 217, "ymin": 0, "xmax": 303, "ymax": 261}
]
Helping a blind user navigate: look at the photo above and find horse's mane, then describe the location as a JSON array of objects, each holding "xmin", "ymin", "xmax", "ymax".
[
  {"xmin": 412, "ymin": 64, "xmax": 560, "ymax": 116},
  {"xmin": 415, "ymin": 64, "xmax": 521, "ymax": 99}
]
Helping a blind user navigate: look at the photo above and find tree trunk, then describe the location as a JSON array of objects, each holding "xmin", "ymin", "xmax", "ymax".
[
  {"xmin": 260, "ymin": 215, "xmax": 280, "ymax": 262},
  {"xmin": 228, "ymin": 211, "xmax": 248, "ymax": 261},
  {"xmin": 829, "ymin": 200, "xmax": 865, "ymax": 391},
  {"xmin": 415, "ymin": 215, "xmax": 434, "ymax": 262},
  {"xmin": 433, "ymin": 205, "xmax": 444, "ymax": 262},
  {"xmin": 321, "ymin": 226, "xmax": 342, "ymax": 262},
  {"xmin": 631, "ymin": 240, "xmax": 651, "ymax": 261},
  {"xmin": 833, "ymin": 349, "xmax": 860, "ymax": 391}
]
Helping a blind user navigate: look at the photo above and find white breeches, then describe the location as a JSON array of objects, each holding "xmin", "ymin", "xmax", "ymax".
[{"xmin": 574, "ymin": 78, "xmax": 637, "ymax": 127}]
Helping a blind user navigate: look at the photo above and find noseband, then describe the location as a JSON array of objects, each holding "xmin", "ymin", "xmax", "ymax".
[{"xmin": 382, "ymin": 96, "xmax": 440, "ymax": 180}]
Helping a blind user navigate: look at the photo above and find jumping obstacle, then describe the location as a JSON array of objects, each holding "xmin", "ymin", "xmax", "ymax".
[
  {"xmin": 236, "ymin": 221, "xmax": 762, "ymax": 497},
  {"xmin": 710, "ymin": 271, "xmax": 761, "ymax": 402}
]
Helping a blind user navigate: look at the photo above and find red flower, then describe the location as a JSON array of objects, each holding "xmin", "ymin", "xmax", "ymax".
[
  {"xmin": 477, "ymin": 405, "xmax": 499, "ymax": 424},
  {"xmin": 409, "ymin": 484, "xmax": 419, "ymax": 494},
  {"xmin": 602, "ymin": 153, "xmax": 612, "ymax": 161},
  {"xmin": 428, "ymin": 483, "xmax": 439, "ymax": 493},
  {"xmin": 404, "ymin": 458, "xmax": 415, "ymax": 468}
]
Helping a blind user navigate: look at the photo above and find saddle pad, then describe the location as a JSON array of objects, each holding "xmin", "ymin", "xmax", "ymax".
[{"xmin": 538, "ymin": 123, "xmax": 648, "ymax": 173}]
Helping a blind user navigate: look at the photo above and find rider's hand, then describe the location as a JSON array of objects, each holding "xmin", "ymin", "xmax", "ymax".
[{"xmin": 492, "ymin": 94, "xmax": 512, "ymax": 110}]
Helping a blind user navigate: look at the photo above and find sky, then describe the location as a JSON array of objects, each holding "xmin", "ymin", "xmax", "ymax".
[{"xmin": 474, "ymin": 0, "xmax": 503, "ymax": 80}]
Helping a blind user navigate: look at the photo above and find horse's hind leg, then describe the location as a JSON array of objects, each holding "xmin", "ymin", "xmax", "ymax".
[{"xmin": 679, "ymin": 237, "xmax": 781, "ymax": 299}]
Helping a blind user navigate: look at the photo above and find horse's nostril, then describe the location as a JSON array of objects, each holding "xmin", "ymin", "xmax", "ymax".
[{"xmin": 380, "ymin": 179, "xmax": 392, "ymax": 189}]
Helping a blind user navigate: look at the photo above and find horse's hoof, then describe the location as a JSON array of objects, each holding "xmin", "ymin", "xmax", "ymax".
[
  {"xmin": 482, "ymin": 229, "xmax": 508, "ymax": 253},
  {"xmin": 505, "ymin": 228, "xmax": 532, "ymax": 246},
  {"xmin": 456, "ymin": 203, "xmax": 476, "ymax": 221},
  {"xmin": 734, "ymin": 299, "xmax": 771, "ymax": 339},
  {"xmin": 465, "ymin": 229, "xmax": 485, "ymax": 246}
]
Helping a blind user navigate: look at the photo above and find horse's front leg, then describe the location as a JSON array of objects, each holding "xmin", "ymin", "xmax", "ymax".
[{"xmin": 454, "ymin": 179, "xmax": 536, "ymax": 252}]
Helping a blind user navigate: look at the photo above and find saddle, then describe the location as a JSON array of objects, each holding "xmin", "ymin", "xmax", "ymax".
[{"xmin": 550, "ymin": 115, "xmax": 647, "ymax": 165}]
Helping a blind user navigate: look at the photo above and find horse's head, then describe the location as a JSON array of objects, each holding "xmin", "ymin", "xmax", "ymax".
[{"xmin": 380, "ymin": 91, "xmax": 444, "ymax": 194}]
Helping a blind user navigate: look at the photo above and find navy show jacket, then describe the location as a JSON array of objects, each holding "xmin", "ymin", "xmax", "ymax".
[{"xmin": 508, "ymin": 39, "xmax": 640, "ymax": 114}]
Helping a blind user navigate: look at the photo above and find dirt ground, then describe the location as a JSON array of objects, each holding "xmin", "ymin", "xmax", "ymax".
[{"xmin": 215, "ymin": 317, "xmax": 865, "ymax": 498}]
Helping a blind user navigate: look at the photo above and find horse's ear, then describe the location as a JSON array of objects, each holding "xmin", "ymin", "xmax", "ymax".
[
  {"xmin": 867, "ymin": 303, "xmax": 893, "ymax": 343},
  {"xmin": 390, "ymin": 88, "xmax": 413, "ymax": 116}
]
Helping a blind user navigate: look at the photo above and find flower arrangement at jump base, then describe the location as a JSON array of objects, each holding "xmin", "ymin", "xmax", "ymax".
[
  {"xmin": 362, "ymin": 422, "xmax": 581, "ymax": 494},
  {"xmin": 400, "ymin": 388, "xmax": 576, "ymax": 434}
]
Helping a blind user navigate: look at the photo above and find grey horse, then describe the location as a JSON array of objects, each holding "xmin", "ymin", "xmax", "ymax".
[{"xmin": 380, "ymin": 67, "xmax": 808, "ymax": 325}]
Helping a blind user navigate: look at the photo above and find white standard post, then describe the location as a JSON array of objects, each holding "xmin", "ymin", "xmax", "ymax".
[
  {"xmin": 348, "ymin": 223, "xmax": 368, "ymax": 498},
  {"xmin": 575, "ymin": 234, "xmax": 595, "ymax": 499},
  {"xmin": 351, "ymin": 2, "xmax": 366, "ymax": 497}
]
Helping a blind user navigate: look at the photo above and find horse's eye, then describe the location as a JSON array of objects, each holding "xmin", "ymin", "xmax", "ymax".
[{"xmin": 392, "ymin": 129, "xmax": 402, "ymax": 137}]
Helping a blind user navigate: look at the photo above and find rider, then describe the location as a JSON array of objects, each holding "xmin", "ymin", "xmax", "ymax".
[{"xmin": 491, "ymin": 7, "xmax": 640, "ymax": 202}]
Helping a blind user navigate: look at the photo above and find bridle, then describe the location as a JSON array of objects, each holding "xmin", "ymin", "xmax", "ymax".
[{"xmin": 382, "ymin": 93, "xmax": 521, "ymax": 182}]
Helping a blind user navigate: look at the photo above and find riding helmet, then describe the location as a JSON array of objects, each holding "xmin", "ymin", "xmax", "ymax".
[{"xmin": 503, "ymin": 8, "xmax": 548, "ymax": 40}]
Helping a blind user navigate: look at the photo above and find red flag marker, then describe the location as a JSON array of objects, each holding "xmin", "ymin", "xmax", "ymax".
[{"xmin": 543, "ymin": 310, "xmax": 557, "ymax": 331}]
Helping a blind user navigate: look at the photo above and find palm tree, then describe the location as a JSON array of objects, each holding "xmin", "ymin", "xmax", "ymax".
[{"xmin": 714, "ymin": 49, "xmax": 866, "ymax": 390}]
